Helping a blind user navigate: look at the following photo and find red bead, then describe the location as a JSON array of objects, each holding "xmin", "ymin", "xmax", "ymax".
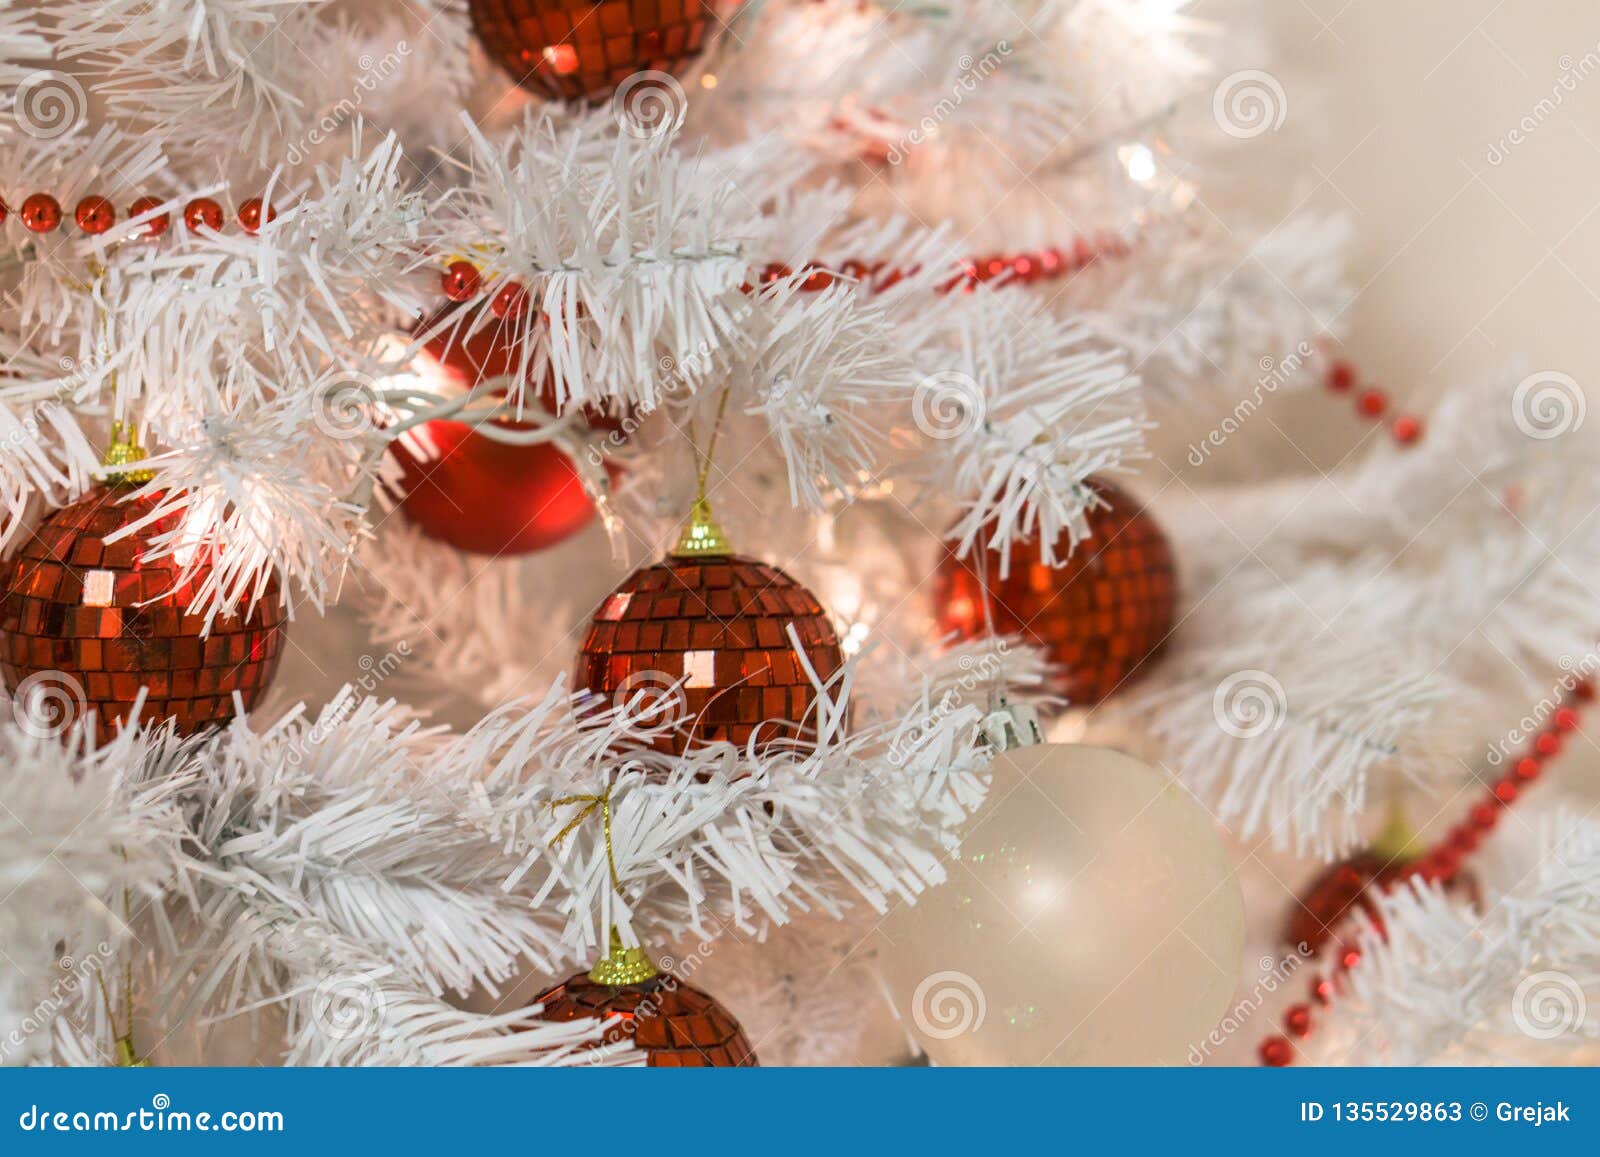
[
  {"xmin": 469, "ymin": 0, "xmax": 718, "ymax": 103},
  {"xmin": 1339, "ymin": 946, "xmax": 1362, "ymax": 971},
  {"xmin": 0, "ymin": 199, "xmax": 7, "ymax": 225},
  {"xmin": 73, "ymin": 196, "xmax": 115, "ymax": 234},
  {"xmin": 1514, "ymin": 756, "xmax": 1542, "ymax": 782},
  {"xmin": 1471, "ymin": 801, "xmax": 1499, "ymax": 830},
  {"xmin": 1311, "ymin": 977, "xmax": 1337, "ymax": 1005},
  {"xmin": 1493, "ymin": 779, "xmax": 1519, "ymax": 805},
  {"xmin": 761, "ymin": 263, "xmax": 792, "ymax": 285},
  {"xmin": 0, "ymin": 487, "xmax": 285, "ymax": 743},
  {"xmin": 1554, "ymin": 706, "xmax": 1580, "ymax": 731},
  {"xmin": 440, "ymin": 261, "xmax": 482, "ymax": 303},
  {"xmin": 1391, "ymin": 415, "xmax": 1422, "ymax": 443},
  {"xmin": 983, "ymin": 256, "xmax": 1008, "ymax": 281},
  {"xmin": 1450, "ymin": 826, "xmax": 1479, "ymax": 854},
  {"xmin": 490, "ymin": 280, "xmax": 529, "ymax": 320},
  {"xmin": 1535, "ymin": 731, "xmax": 1561, "ymax": 757},
  {"xmin": 1575, "ymin": 680, "xmax": 1595, "ymax": 702},
  {"xmin": 1038, "ymin": 249, "xmax": 1064, "ymax": 277},
  {"xmin": 237, "ymin": 197, "xmax": 276, "ymax": 233},
  {"xmin": 19, "ymin": 193, "xmax": 62, "ymax": 233},
  {"xmin": 1327, "ymin": 360, "xmax": 1356, "ymax": 392},
  {"xmin": 1430, "ymin": 848, "xmax": 1461, "ymax": 880},
  {"xmin": 183, "ymin": 197, "xmax": 224, "ymax": 232},
  {"xmin": 935, "ymin": 478, "xmax": 1176, "ymax": 706},
  {"xmin": 128, "ymin": 196, "xmax": 170, "ymax": 237},
  {"xmin": 1258, "ymin": 1036, "xmax": 1293, "ymax": 1067},
  {"xmin": 840, "ymin": 260, "xmax": 871, "ymax": 282},
  {"xmin": 1284, "ymin": 1003, "xmax": 1313, "ymax": 1038},
  {"xmin": 1357, "ymin": 388, "xmax": 1387, "ymax": 418},
  {"xmin": 1013, "ymin": 255, "xmax": 1035, "ymax": 281},
  {"xmin": 800, "ymin": 267, "xmax": 835, "ymax": 292}
]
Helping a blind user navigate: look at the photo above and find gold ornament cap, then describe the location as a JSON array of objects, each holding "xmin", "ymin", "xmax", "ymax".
[
  {"xmin": 115, "ymin": 1036, "xmax": 151, "ymax": 1067},
  {"xmin": 1371, "ymin": 796, "xmax": 1421, "ymax": 862},
  {"xmin": 670, "ymin": 495, "xmax": 731, "ymax": 558},
  {"xmin": 588, "ymin": 927, "xmax": 659, "ymax": 987},
  {"xmin": 103, "ymin": 422, "xmax": 155, "ymax": 486}
]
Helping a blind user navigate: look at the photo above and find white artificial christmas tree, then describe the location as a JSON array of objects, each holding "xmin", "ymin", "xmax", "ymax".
[{"xmin": 1, "ymin": 0, "xmax": 1593, "ymax": 1067}]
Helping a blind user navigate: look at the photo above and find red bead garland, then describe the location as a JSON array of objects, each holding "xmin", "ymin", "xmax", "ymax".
[
  {"xmin": 1318, "ymin": 354, "xmax": 1425, "ymax": 448},
  {"xmin": 1257, "ymin": 684, "xmax": 1589, "ymax": 1064}
]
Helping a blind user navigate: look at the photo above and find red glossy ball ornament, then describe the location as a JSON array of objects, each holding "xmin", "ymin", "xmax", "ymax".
[
  {"xmin": 74, "ymin": 196, "xmax": 116, "ymax": 234},
  {"xmin": 20, "ymin": 193, "xmax": 62, "ymax": 233},
  {"xmin": 934, "ymin": 478, "xmax": 1177, "ymax": 705},
  {"xmin": 389, "ymin": 306, "xmax": 616, "ymax": 556},
  {"xmin": 468, "ymin": 0, "xmax": 717, "ymax": 103},
  {"xmin": 389, "ymin": 419, "xmax": 601, "ymax": 556},
  {"xmin": 531, "ymin": 936, "xmax": 757, "ymax": 1067},
  {"xmin": 574, "ymin": 518, "xmax": 844, "ymax": 756},
  {"xmin": 0, "ymin": 481, "xmax": 286, "ymax": 743}
]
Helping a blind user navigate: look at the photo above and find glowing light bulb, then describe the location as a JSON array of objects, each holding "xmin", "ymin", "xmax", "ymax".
[{"xmin": 1122, "ymin": 143, "xmax": 1157, "ymax": 184}]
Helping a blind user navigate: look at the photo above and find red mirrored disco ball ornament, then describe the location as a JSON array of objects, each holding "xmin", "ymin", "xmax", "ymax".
[
  {"xmin": 389, "ymin": 306, "xmax": 619, "ymax": 557},
  {"xmin": 0, "ymin": 436, "xmax": 285, "ymax": 743},
  {"xmin": 573, "ymin": 502, "xmax": 845, "ymax": 756},
  {"xmin": 934, "ymin": 477, "xmax": 1177, "ymax": 705},
  {"xmin": 531, "ymin": 932, "xmax": 757, "ymax": 1066},
  {"xmin": 468, "ymin": 0, "xmax": 718, "ymax": 103},
  {"xmin": 1282, "ymin": 811, "xmax": 1481, "ymax": 954},
  {"xmin": 1283, "ymin": 848, "xmax": 1415, "ymax": 955}
]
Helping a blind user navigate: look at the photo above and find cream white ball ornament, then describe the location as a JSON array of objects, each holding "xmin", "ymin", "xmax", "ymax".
[{"xmin": 879, "ymin": 743, "xmax": 1244, "ymax": 1065}]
